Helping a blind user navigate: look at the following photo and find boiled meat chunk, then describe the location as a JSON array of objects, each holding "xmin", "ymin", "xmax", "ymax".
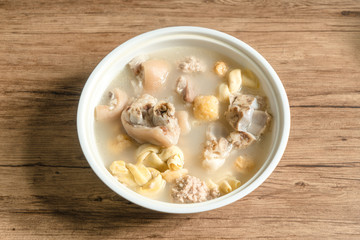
[
  {"xmin": 225, "ymin": 93, "xmax": 270, "ymax": 138},
  {"xmin": 175, "ymin": 76, "xmax": 195, "ymax": 103},
  {"xmin": 227, "ymin": 131, "xmax": 255, "ymax": 149},
  {"xmin": 128, "ymin": 55, "xmax": 148, "ymax": 76},
  {"xmin": 202, "ymin": 125, "xmax": 232, "ymax": 171},
  {"xmin": 225, "ymin": 94, "xmax": 259, "ymax": 132},
  {"xmin": 121, "ymin": 94, "xmax": 180, "ymax": 147}
]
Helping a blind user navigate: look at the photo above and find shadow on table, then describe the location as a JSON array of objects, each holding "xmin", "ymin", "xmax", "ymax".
[{"xmin": 24, "ymin": 74, "xmax": 190, "ymax": 237}]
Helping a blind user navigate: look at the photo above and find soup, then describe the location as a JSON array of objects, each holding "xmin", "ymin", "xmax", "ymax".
[{"xmin": 94, "ymin": 46, "xmax": 272, "ymax": 203}]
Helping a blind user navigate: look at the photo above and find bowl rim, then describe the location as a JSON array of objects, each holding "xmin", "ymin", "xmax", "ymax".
[{"xmin": 77, "ymin": 26, "xmax": 290, "ymax": 214}]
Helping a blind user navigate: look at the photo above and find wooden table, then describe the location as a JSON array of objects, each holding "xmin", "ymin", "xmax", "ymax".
[{"xmin": 1, "ymin": 1, "xmax": 359, "ymax": 239}]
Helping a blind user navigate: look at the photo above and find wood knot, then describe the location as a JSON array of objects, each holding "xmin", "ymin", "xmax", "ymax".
[
  {"xmin": 94, "ymin": 196, "xmax": 103, "ymax": 202},
  {"xmin": 341, "ymin": 11, "xmax": 360, "ymax": 16},
  {"xmin": 148, "ymin": 234, "xmax": 162, "ymax": 238},
  {"xmin": 295, "ymin": 181, "xmax": 307, "ymax": 187}
]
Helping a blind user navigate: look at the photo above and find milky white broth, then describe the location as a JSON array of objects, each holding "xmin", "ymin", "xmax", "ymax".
[{"xmin": 94, "ymin": 46, "xmax": 273, "ymax": 202}]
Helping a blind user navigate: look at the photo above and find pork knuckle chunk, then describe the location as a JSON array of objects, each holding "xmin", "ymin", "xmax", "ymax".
[
  {"xmin": 127, "ymin": 94, "xmax": 156, "ymax": 125},
  {"xmin": 95, "ymin": 88, "xmax": 128, "ymax": 121},
  {"xmin": 152, "ymin": 101, "xmax": 175, "ymax": 126},
  {"xmin": 121, "ymin": 94, "xmax": 180, "ymax": 147},
  {"xmin": 128, "ymin": 55, "xmax": 148, "ymax": 76},
  {"xmin": 141, "ymin": 59, "xmax": 169, "ymax": 92},
  {"xmin": 128, "ymin": 56, "xmax": 169, "ymax": 93}
]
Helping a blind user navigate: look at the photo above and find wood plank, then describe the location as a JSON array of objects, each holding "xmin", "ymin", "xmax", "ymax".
[
  {"xmin": 0, "ymin": 162, "xmax": 359, "ymax": 239},
  {"xmin": 1, "ymin": 0, "xmax": 360, "ymax": 33},
  {"xmin": 1, "ymin": 32, "xmax": 359, "ymax": 108},
  {"xmin": 0, "ymin": 106, "xmax": 359, "ymax": 166}
]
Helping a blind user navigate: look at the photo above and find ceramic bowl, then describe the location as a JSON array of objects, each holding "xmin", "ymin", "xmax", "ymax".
[{"xmin": 77, "ymin": 26, "xmax": 290, "ymax": 213}]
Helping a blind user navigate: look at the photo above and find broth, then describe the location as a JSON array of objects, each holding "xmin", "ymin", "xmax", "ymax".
[{"xmin": 94, "ymin": 46, "xmax": 273, "ymax": 202}]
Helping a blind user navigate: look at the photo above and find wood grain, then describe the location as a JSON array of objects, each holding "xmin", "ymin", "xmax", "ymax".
[{"xmin": 1, "ymin": 0, "xmax": 359, "ymax": 239}]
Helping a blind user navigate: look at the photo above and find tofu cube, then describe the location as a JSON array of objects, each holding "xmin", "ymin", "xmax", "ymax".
[{"xmin": 193, "ymin": 95, "xmax": 219, "ymax": 121}]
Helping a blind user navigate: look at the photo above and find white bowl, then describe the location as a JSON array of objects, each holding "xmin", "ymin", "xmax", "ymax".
[{"xmin": 77, "ymin": 26, "xmax": 290, "ymax": 213}]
